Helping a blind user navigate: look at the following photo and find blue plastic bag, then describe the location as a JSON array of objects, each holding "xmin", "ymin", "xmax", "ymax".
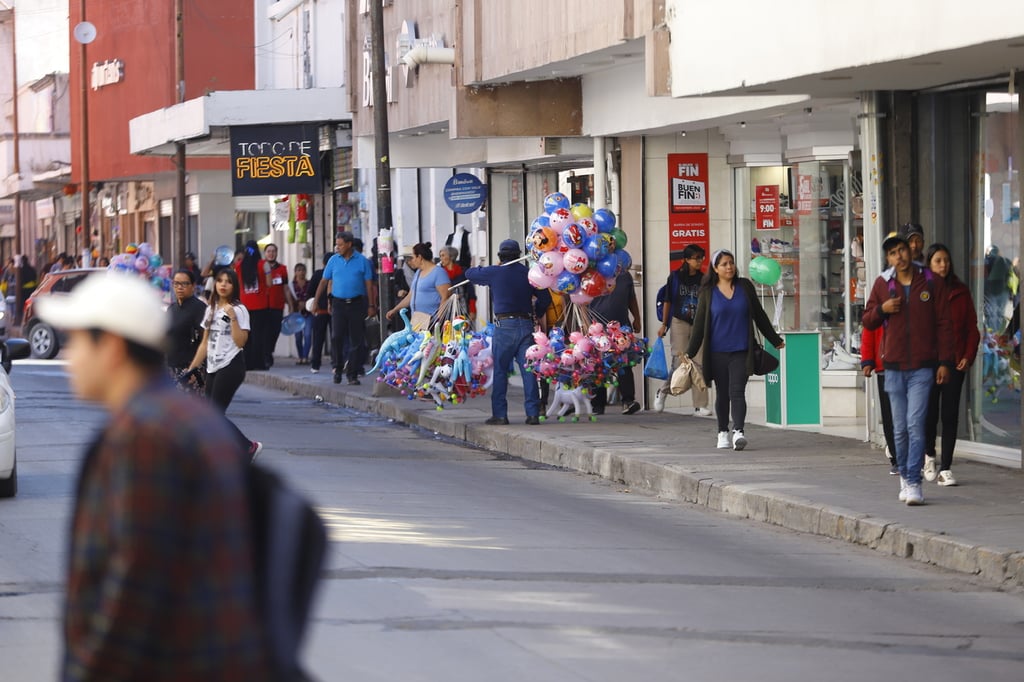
[{"xmin": 644, "ymin": 337, "xmax": 669, "ymax": 380}]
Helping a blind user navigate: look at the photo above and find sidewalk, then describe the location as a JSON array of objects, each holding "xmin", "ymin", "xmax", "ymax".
[{"xmin": 246, "ymin": 360, "xmax": 1024, "ymax": 588}]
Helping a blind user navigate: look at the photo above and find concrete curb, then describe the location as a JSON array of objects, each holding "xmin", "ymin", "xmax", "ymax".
[{"xmin": 246, "ymin": 371, "xmax": 1024, "ymax": 588}]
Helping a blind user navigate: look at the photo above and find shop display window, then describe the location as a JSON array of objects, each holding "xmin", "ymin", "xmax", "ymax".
[{"xmin": 735, "ymin": 160, "xmax": 863, "ymax": 369}]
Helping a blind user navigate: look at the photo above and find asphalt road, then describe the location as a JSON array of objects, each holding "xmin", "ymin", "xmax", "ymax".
[{"xmin": 2, "ymin": 360, "xmax": 1023, "ymax": 681}]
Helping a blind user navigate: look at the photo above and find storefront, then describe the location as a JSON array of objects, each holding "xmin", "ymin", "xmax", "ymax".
[{"xmin": 728, "ymin": 86, "xmax": 1020, "ymax": 465}]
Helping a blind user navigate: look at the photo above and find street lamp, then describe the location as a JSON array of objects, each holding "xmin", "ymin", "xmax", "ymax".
[{"xmin": 72, "ymin": 10, "xmax": 95, "ymax": 261}]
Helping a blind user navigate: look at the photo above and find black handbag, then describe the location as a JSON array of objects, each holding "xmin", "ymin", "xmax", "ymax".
[{"xmin": 752, "ymin": 329, "xmax": 779, "ymax": 376}]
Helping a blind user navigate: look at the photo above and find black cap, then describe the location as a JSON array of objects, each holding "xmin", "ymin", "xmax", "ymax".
[
  {"xmin": 498, "ymin": 239, "xmax": 521, "ymax": 259},
  {"xmin": 900, "ymin": 223, "xmax": 924, "ymax": 241}
]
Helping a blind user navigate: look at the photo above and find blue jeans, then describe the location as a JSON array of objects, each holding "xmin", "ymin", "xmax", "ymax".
[
  {"xmin": 884, "ymin": 368, "xmax": 935, "ymax": 485},
  {"xmin": 491, "ymin": 318, "xmax": 540, "ymax": 419},
  {"xmin": 294, "ymin": 313, "xmax": 313, "ymax": 360}
]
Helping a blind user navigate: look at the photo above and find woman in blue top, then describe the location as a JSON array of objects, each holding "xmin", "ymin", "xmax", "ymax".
[
  {"xmin": 685, "ymin": 249, "xmax": 784, "ymax": 452},
  {"xmin": 385, "ymin": 242, "xmax": 451, "ymax": 326}
]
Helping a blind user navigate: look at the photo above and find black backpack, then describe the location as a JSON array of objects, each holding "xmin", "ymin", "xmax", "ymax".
[{"xmin": 248, "ymin": 465, "xmax": 328, "ymax": 681}]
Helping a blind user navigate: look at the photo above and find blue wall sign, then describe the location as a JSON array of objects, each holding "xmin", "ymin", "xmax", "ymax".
[{"xmin": 443, "ymin": 173, "xmax": 487, "ymax": 214}]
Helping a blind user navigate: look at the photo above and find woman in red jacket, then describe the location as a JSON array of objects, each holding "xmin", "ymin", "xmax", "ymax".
[{"xmin": 923, "ymin": 243, "xmax": 981, "ymax": 486}]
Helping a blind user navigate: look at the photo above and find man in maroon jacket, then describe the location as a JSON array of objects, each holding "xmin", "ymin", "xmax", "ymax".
[{"xmin": 863, "ymin": 232, "xmax": 954, "ymax": 506}]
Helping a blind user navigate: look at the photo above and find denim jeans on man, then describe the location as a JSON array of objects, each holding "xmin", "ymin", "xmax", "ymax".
[
  {"xmin": 490, "ymin": 317, "xmax": 540, "ymax": 419},
  {"xmin": 884, "ymin": 367, "xmax": 934, "ymax": 485}
]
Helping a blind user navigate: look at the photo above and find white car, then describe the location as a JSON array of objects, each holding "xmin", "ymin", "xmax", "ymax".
[{"xmin": 0, "ymin": 339, "xmax": 32, "ymax": 498}]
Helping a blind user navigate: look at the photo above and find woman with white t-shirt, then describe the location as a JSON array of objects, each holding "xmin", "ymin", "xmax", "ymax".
[{"xmin": 186, "ymin": 268, "xmax": 262, "ymax": 461}]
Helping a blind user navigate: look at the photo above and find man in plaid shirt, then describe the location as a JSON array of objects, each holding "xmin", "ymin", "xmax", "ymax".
[{"xmin": 38, "ymin": 273, "xmax": 274, "ymax": 681}]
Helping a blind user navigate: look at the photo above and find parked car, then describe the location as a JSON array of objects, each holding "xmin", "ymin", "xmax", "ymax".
[
  {"xmin": 22, "ymin": 268, "xmax": 105, "ymax": 359},
  {"xmin": 0, "ymin": 338, "xmax": 32, "ymax": 498}
]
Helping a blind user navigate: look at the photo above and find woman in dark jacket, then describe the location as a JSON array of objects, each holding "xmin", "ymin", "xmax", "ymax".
[
  {"xmin": 922, "ymin": 243, "xmax": 981, "ymax": 487},
  {"xmin": 654, "ymin": 244, "xmax": 709, "ymax": 415},
  {"xmin": 685, "ymin": 249, "xmax": 784, "ymax": 451}
]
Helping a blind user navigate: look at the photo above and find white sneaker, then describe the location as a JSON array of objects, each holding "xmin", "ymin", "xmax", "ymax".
[
  {"xmin": 653, "ymin": 388, "xmax": 667, "ymax": 413},
  {"xmin": 898, "ymin": 477, "xmax": 908, "ymax": 502},
  {"xmin": 937, "ymin": 470, "xmax": 957, "ymax": 486},
  {"xmin": 694, "ymin": 407, "xmax": 712, "ymax": 417},
  {"xmin": 716, "ymin": 431, "xmax": 731, "ymax": 449},
  {"xmin": 923, "ymin": 455, "xmax": 938, "ymax": 482},
  {"xmin": 904, "ymin": 482, "xmax": 924, "ymax": 505},
  {"xmin": 732, "ymin": 429, "xmax": 747, "ymax": 451}
]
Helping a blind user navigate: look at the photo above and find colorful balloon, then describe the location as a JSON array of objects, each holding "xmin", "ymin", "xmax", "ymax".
[
  {"xmin": 582, "ymin": 233, "xmax": 612, "ymax": 262},
  {"xmin": 610, "ymin": 228, "xmax": 628, "ymax": 251},
  {"xmin": 563, "ymin": 249, "xmax": 589, "ymax": 274},
  {"xmin": 148, "ymin": 254, "xmax": 163, "ymax": 270},
  {"xmin": 561, "ymin": 223, "xmax": 586, "ymax": 248},
  {"xmin": 528, "ymin": 264, "xmax": 556, "ymax": 289},
  {"xmin": 548, "ymin": 207, "xmax": 573, "ymax": 231},
  {"xmin": 593, "ymin": 208, "xmax": 617, "ymax": 232},
  {"xmin": 616, "ymin": 249, "xmax": 633, "ymax": 272},
  {"xmin": 125, "ymin": 243, "xmax": 139, "ymax": 255},
  {"xmin": 570, "ymin": 203, "xmax": 593, "ymax": 222},
  {"xmin": 213, "ymin": 245, "xmax": 234, "ymax": 266},
  {"xmin": 137, "ymin": 242, "xmax": 154, "ymax": 258},
  {"xmin": 748, "ymin": 256, "xmax": 782, "ymax": 286},
  {"xmin": 537, "ymin": 250, "xmax": 565, "ymax": 276},
  {"xmin": 579, "ymin": 271, "xmax": 607, "ymax": 297},
  {"xmin": 595, "ymin": 255, "xmax": 619, "ymax": 279},
  {"xmin": 529, "ymin": 214, "xmax": 550, "ymax": 234},
  {"xmin": 577, "ymin": 217, "xmax": 598, "ymax": 237},
  {"xmin": 530, "ymin": 227, "xmax": 559, "ymax": 252},
  {"xmin": 554, "ymin": 270, "xmax": 581, "ymax": 294},
  {"xmin": 543, "ymin": 192, "xmax": 571, "ymax": 213},
  {"xmin": 135, "ymin": 256, "xmax": 150, "ymax": 272},
  {"xmin": 569, "ymin": 291, "xmax": 595, "ymax": 305}
]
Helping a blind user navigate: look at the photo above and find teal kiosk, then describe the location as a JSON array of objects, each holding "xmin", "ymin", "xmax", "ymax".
[{"xmin": 764, "ymin": 331, "xmax": 822, "ymax": 427}]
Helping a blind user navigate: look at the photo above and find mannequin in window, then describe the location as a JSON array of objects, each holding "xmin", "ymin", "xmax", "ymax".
[{"xmin": 445, "ymin": 225, "xmax": 472, "ymax": 270}]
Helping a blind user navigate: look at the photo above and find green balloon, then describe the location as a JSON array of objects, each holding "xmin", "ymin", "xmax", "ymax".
[
  {"xmin": 610, "ymin": 228, "xmax": 628, "ymax": 251},
  {"xmin": 748, "ymin": 256, "xmax": 782, "ymax": 286}
]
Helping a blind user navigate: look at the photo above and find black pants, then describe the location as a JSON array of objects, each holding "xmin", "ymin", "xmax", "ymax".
[
  {"xmin": 876, "ymin": 372, "xmax": 897, "ymax": 464},
  {"xmin": 205, "ymin": 352, "xmax": 251, "ymax": 449},
  {"xmin": 710, "ymin": 350, "xmax": 749, "ymax": 432},
  {"xmin": 310, "ymin": 313, "xmax": 332, "ymax": 371},
  {"xmin": 591, "ymin": 367, "xmax": 636, "ymax": 411},
  {"xmin": 924, "ymin": 368, "xmax": 967, "ymax": 471},
  {"xmin": 331, "ymin": 296, "xmax": 368, "ymax": 380},
  {"xmin": 265, "ymin": 307, "xmax": 284, "ymax": 368},
  {"xmin": 244, "ymin": 308, "xmax": 270, "ymax": 370}
]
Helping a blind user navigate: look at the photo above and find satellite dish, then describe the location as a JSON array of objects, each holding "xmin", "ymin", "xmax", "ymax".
[{"xmin": 73, "ymin": 22, "xmax": 97, "ymax": 44}]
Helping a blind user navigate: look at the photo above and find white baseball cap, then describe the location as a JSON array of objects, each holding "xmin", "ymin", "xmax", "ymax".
[{"xmin": 35, "ymin": 272, "xmax": 169, "ymax": 352}]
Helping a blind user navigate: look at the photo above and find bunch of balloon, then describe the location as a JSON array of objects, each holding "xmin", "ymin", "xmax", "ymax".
[
  {"xmin": 525, "ymin": 192, "xmax": 633, "ymax": 305},
  {"xmin": 107, "ymin": 242, "xmax": 174, "ymax": 296},
  {"xmin": 748, "ymin": 255, "xmax": 784, "ymax": 328}
]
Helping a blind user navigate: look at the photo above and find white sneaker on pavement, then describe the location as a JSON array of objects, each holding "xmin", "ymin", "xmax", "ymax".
[
  {"xmin": 653, "ymin": 388, "xmax": 667, "ymax": 413},
  {"xmin": 937, "ymin": 470, "xmax": 957, "ymax": 486},
  {"xmin": 694, "ymin": 407, "xmax": 712, "ymax": 417},
  {"xmin": 898, "ymin": 477, "xmax": 908, "ymax": 502},
  {"xmin": 732, "ymin": 429, "xmax": 747, "ymax": 451},
  {"xmin": 716, "ymin": 431, "xmax": 731, "ymax": 449},
  {"xmin": 905, "ymin": 482, "xmax": 925, "ymax": 506},
  {"xmin": 923, "ymin": 455, "xmax": 938, "ymax": 482}
]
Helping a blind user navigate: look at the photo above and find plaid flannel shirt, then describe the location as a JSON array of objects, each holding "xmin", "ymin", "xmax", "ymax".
[{"xmin": 62, "ymin": 378, "xmax": 273, "ymax": 682}]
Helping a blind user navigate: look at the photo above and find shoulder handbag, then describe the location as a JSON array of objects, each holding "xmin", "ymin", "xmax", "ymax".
[{"xmin": 752, "ymin": 332, "xmax": 779, "ymax": 376}]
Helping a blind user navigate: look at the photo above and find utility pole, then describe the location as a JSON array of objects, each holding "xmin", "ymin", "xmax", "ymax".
[
  {"xmin": 3, "ymin": 4, "xmax": 21, "ymax": 259},
  {"xmin": 369, "ymin": 0, "xmax": 392, "ymax": 345},
  {"xmin": 173, "ymin": 0, "xmax": 186, "ymax": 269},
  {"xmin": 78, "ymin": 0, "xmax": 90, "ymax": 262}
]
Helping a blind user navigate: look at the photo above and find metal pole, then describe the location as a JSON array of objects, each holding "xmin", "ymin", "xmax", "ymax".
[
  {"xmin": 79, "ymin": 0, "xmax": 90, "ymax": 266},
  {"xmin": 174, "ymin": 0, "xmax": 186, "ymax": 268},
  {"xmin": 6, "ymin": 5, "xmax": 20, "ymax": 258},
  {"xmin": 370, "ymin": 0, "xmax": 392, "ymax": 345}
]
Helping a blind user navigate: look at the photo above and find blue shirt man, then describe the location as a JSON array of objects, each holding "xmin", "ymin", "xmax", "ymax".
[
  {"xmin": 466, "ymin": 239, "xmax": 551, "ymax": 426},
  {"xmin": 313, "ymin": 232, "xmax": 378, "ymax": 385}
]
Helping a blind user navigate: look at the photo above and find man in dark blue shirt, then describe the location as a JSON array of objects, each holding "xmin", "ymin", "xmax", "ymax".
[
  {"xmin": 313, "ymin": 231, "xmax": 378, "ymax": 385},
  {"xmin": 466, "ymin": 239, "xmax": 551, "ymax": 425}
]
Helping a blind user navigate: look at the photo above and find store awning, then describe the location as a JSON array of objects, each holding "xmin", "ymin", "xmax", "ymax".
[{"xmin": 128, "ymin": 89, "xmax": 352, "ymax": 157}]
